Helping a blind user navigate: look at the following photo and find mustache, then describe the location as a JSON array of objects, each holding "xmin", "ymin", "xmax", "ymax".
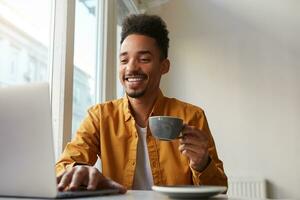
[{"xmin": 124, "ymin": 72, "xmax": 147, "ymax": 79}]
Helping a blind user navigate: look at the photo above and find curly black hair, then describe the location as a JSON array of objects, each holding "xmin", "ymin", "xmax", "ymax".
[{"xmin": 120, "ymin": 14, "xmax": 169, "ymax": 59}]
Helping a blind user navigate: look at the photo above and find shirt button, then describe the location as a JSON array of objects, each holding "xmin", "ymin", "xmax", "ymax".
[
  {"xmin": 152, "ymin": 161, "xmax": 157, "ymax": 167},
  {"xmin": 132, "ymin": 161, "xmax": 136, "ymax": 166}
]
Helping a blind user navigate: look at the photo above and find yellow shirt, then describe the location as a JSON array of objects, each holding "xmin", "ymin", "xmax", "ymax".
[{"xmin": 56, "ymin": 91, "xmax": 228, "ymax": 189}]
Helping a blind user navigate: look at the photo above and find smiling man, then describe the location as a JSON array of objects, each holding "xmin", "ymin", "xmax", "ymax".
[{"xmin": 56, "ymin": 14, "xmax": 227, "ymax": 193}]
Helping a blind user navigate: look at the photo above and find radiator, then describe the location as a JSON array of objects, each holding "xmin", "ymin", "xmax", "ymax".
[{"xmin": 227, "ymin": 177, "xmax": 267, "ymax": 198}]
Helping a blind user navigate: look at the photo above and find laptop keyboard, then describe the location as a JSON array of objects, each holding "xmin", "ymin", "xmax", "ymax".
[{"xmin": 57, "ymin": 189, "xmax": 119, "ymax": 199}]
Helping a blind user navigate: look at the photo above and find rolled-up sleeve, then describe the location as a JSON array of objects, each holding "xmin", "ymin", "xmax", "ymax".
[
  {"xmin": 191, "ymin": 155, "xmax": 227, "ymax": 186},
  {"xmin": 55, "ymin": 105, "xmax": 101, "ymax": 176},
  {"xmin": 191, "ymin": 111, "xmax": 228, "ymax": 187}
]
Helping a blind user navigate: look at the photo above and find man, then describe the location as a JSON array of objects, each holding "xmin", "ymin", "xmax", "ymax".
[{"xmin": 56, "ymin": 14, "xmax": 227, "ymax": 193}]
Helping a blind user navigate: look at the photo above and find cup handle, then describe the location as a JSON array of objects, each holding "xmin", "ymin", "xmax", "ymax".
[
  {"xmin": 177, "ymin": 135, "xmax": 184, "ymax": 139},
  {"xmin": 177, "ymin": 124, "xmax": 185, "ymax": 139}
]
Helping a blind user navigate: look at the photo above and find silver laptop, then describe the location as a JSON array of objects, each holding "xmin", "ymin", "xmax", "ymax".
[{"xmin": 0, "ymin": 83, "xmax": 118, "ymax": 198}]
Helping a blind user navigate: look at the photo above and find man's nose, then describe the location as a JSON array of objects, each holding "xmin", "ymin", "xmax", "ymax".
[{"xmin": 127, "ymin": 59, "xmax": 139, "ymax": 71}]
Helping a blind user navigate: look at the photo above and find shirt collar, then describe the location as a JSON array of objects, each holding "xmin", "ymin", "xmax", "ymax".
[
  {"xmin": 123, "ymin": 95, "xmax": 132, "ymax": 122},
  {"xmin": 149, "ymin": 90, "xmax": 165, "ymax": 117},
  {"xmin": 122, "ymin": 89, "xmax": 166, "ymax": 122}
]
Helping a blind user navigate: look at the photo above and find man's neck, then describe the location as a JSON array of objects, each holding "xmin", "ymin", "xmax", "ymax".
[{"xmin": 128, "ymin": 90, "xmax": 160, "ymax": 128}]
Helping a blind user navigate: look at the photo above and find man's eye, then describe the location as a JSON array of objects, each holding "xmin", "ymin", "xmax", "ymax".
[
  {"xmin": 140, "ymin": 58, "xmax": 150, "ymax": 63},
  {"xmin": 120, "ymin": 59, "xmax": 128, "ymax": 64}
]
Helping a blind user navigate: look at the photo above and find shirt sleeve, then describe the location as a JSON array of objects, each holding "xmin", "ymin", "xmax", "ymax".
[
  {"xmin": 55, "ymin": 105, "xmax": 101, "ymax": 176},
  {"xmin": 191, "ymin": 111, "xmax": 228, "ymax": 187},
  {"xmin": 191, "ymin": 155, "xmax": 228, "ymax": 186}
]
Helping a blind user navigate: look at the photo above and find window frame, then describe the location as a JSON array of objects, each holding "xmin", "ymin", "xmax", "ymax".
[
  {"xmin": 50, "ymin": 0, "xmax": 140, "ymax": 160},
  {"xmin": 50, "ymin": 0, "xmax": 76, "ymax": 159}
]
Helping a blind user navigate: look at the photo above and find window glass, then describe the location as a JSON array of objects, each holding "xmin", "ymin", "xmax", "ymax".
[
  {"xmin": 0, "ymin": 0, "xmax": 52, "ymax": 86},
  {"xmin": 72, "ymin": 0, "xmax": 99, "ymax": 136},
  {"xmin": 116, "ymin": 0, "xmax": 136, "ymax": 99}
]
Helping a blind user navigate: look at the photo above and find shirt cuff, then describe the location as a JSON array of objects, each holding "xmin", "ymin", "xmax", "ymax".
[
  {"xmin": 191, "ymin": 156, "xmax": 218, "ymax": 185},
  {"xmin": 56, "ymin": 161, "xmax": 77, "ymax": 177}
]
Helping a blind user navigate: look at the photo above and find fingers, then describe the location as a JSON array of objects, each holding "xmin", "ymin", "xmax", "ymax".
[
  {"xmin": 179, "ymin": 135, "xmax": 208, "ymax": 147},
  {"xmin": 181, "ymin": 148, "xmax": 199, "ymax": 161},
  {"xmin": 178, "ymin": 143, "xmax": 207, "ymax": 155},
  {"xmin": 180, "ymin": 147, "xmax": 209, "ymax": 171},
  {"xmin": 179, "ymin": 139, "xmax": 208, "ymax": 163},
  {"xmin": 179, "ymin": 144, "xmax": 208, "ymax": 160},
  {"xmin": 57, "ymin": 168, "xmax": 75, "ymax": 191},
  {"xmin": 57, "ymin": 166, "xmax": 127, "ymax": 194},
  {"xmin": 106, "ymin": 180, "xmax": 127, "ymax": 194},
  {"xmin": 179, "ymin": 125, "xmax": 210, "ymax": 171},
  {"xmin": 87, "ymin": 167, "xmax": 127, "ymax": 193},
  {"xmin": 179, "ymin": 125, "xmax": 208, "ymax": 154},
  {"xmin": 87, "ymin": 167, "xmax": 100, "ymax": 190},
  {"xmin": 69, "ymin": 166, "xmax": 89, "ymax": 191},
  {"xmin": 56, "ymin": 173, "xmax": 63, "ymax": 184},
  {"xmin": 181, "ymin": 125, "xmax": 208, "ymax": 140},
  {"xmin": 98, "ymin": 176, "xmax": 127, "ymax": 194}
]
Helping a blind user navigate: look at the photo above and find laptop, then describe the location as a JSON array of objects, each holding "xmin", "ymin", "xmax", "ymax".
[{"xmin": 0, "ymin": 82, "xmax": 119, "ymax": 198}]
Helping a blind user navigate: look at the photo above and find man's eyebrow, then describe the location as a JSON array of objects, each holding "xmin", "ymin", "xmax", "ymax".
[
  {"xmin": 119, "ymin": 50, "xmax": 153, "ymax": 57},
  {"xmin": 137, "ymin": 50, "xmax": 153, "ymax": 56},
  {"xmin": 119, "ymin": 52, "xmax": 128, "ymax": 57}
]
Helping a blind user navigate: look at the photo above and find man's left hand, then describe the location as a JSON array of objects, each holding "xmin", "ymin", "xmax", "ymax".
[{"xmin": 179, "ymin": 125, "xmax": 210, "ymax": 172}]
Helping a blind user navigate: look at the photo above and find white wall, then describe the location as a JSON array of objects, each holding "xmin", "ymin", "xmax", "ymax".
[{"xmin": 149, "ymin": 0, "xmax": 300, "ymax": 198}]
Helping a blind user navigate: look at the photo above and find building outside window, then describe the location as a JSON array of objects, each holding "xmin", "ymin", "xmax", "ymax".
[
  {"xmin": 72, "ymin": 0, "xmax": 99, "ymax": 137},
  {"xmin": 0, "ymin": 0, "xmax": 142, "ymax": 156},
  {"xmin": 0, "ymin": 0, "xmax": 51, "ymax": 86},
  {"xmin": 0, "ymin": 0, "xmax": 100, "ymax": 140}
]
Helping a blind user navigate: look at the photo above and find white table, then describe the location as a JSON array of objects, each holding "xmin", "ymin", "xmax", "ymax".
[
  {"xmin": 92, "ymin": 190, "xmax": 228, "ymax": 200},
  {"xmin": 0, "ymin": 190, "xmax": 282, "ymax": 200},
  {"xmin": 84, "ymin": 190, "xmax": 291, "ymax": 200}
]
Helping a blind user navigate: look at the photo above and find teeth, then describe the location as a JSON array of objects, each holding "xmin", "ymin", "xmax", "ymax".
[
  {"xmin": 127, "ymin": 77, "xmax": 144, "ymax": 82},
  {"xmin": 125, "ymin": 75, "xmax": 146, "ymax": 82}
]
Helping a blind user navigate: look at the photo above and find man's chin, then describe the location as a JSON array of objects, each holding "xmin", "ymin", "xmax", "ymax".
[{"xmin": 126, "ymin": 90, "xmax": 146, "ymax": 98}]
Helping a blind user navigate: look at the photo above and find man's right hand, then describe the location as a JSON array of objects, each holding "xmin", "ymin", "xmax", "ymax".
[{"xmin": 56, "ymin": 165, "xmax": 127, "ymax": 194}]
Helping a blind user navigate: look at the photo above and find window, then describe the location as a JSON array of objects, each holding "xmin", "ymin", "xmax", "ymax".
[
  {"xmin": 72, "ymin": 0, "xmax": 100, "ymax": 137},
  {"xmin": 116, "ymin": 0, "xmax": 139, "ymax": 98},
  {"xmin": 0, "ymin": 0, "xmax": 142, "ymax": 159},
  {"xmin": 71, "ymin": 0, "xmax": 140, "ymax": 137},
  {"xmin": 0, "ymin": 0, "xmax": 52, "ymax": 86}
]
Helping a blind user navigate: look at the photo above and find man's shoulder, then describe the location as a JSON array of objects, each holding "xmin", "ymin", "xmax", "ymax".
[{"xmin": 87, "ymin": 98, "xmax": 124, "ymax": 115}]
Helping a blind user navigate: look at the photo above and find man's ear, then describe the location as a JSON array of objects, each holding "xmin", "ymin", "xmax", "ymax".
[{"xmin": 160, "ymin": 59, "xmax": 170, "ymax": 74}]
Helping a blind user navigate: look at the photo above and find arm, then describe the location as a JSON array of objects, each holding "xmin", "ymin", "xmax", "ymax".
[
  {"xmin": 56, "ymin": 106, "xmax": 101, "ymax": 176},
  {"xmin": 179, "ymin": 111, "xmax": 228, "ymax": 187},
  {"xmin": 55, "ymin": 105, "xmax": 126, "ymax": 193}
]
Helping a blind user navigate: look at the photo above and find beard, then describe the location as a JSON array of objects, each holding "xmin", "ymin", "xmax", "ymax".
[
  {"xmin": 126, "ymin": 88, "xmax": 146, "ymax": 98},
  {"xmin": 123, "ymin": 72, "xmax": 148, "ymax": 98}
]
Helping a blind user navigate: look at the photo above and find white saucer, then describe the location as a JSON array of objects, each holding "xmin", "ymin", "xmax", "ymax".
[{"xmin": 152, "ymin": 185, "xmax": 227, "ymax": 199}]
